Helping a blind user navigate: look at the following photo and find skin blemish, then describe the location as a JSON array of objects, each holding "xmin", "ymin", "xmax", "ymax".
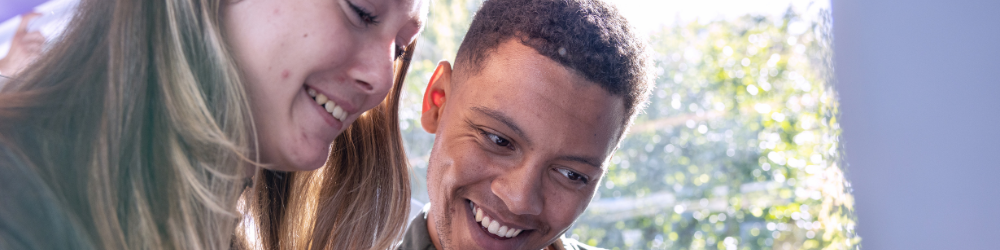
[
  {"xmin": 273, "ymin": 8, "xmax": 280, "ymax": 15},
  {"xmin": 303, "ymin": 33, "xmax": 309, "ymax": 38},
  {"xmin": 281, "ymin": 70, "xmax": 290, "ymax": 79}
]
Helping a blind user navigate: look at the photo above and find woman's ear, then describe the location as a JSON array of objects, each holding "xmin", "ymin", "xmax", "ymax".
[{"xmin": 421, "ymin": 61, "xmax": 452, "ymax": 134}]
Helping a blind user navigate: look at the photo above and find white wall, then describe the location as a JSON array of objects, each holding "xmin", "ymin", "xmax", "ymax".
[{"xmin": 833, "ymin": 0, "xmax": 1000, "ymax": 249}]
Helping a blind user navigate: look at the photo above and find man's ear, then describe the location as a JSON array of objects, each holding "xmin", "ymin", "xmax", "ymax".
[{"xmin": 421, "ymin": 61, "xmax": 452, "ymax": 134}]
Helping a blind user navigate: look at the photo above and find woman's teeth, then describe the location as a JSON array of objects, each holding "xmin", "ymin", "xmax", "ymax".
[
  {"xmin": 471, "ymin": 202, "xmax": 523, "ymax": 238},
  {"xmin": 307, "ymin": 87, "xmax": 347, "ymax": 122}
]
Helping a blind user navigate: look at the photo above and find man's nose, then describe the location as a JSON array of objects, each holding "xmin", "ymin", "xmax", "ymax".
[
  {"xmin": 491, "ymin": 163, "xmax": 545, "ymax": 216},
  {"xmin": 347, "ymin": 40, "xmax": 394, "ymax": 95}
]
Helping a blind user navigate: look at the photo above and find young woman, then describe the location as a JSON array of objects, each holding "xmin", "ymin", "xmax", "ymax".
[
  {"xmin": 0, "ymin": 0, "xmax": 425, "ymax": 249},
  {"xmin": 238, "ymin": 42, "xmax": 417, "ymax": 250}
]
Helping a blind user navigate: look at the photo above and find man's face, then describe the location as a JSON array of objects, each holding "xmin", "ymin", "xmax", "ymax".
[{"xmin": 422, "ymin": 40, "xmax": 625, "ymax": 250}]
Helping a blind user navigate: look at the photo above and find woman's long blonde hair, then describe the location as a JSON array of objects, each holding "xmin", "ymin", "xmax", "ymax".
[
  {"xmin": 239, "ymin": 42, "xmax": 416, "ymax": 250},
  {"xmin": 0, "ymin": 0, "xmax": 254, "ymax": 249}
]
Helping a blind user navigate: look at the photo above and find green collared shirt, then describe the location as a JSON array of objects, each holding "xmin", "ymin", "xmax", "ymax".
[{"xmin": 397, "ymin": 204, "xmax": 604, "ymax": 250}]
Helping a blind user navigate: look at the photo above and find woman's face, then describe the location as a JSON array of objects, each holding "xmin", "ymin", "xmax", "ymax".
[{"xmin": 223, "ymin": 0, "xmax": 426, "ymax": 171}]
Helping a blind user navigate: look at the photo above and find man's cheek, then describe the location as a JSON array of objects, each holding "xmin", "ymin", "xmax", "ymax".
[
  {"xmin": 543, "ymin": 188, "xmax": 592, "ymax": 229},
  {"xmin": 576, "ymin": 183, "xmax": 601, "ymax": 214},
  {"xmin": 452, "ymin": 146, "xmax": 494, "ymax": 182},
  {"xmin": 586, "ymin": 181, "xmax": 601, "ymax": 200}
]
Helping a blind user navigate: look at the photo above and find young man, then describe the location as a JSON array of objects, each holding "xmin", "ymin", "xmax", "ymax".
[{"xmin": 400, "ymin": 0, "xmax": 652, "ymax": 249}]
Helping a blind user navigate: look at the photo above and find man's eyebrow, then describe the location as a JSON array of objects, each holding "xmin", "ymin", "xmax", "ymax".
[
  {"xmin": 559, "ymin": 155, "xmax": 604, "ymax": 169},
  {"xmin": 470, "ymin": 106, "xmax": 526, "ymax": 140}
]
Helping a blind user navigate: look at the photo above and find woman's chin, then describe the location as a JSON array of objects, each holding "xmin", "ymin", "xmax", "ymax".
[
  {"xmin": 261, "ymin": 144, "xmax": 332, "ymax": 172},
  {"xmin": 293, "ymin": 151, "xmax": 333, "ymax": 171}
]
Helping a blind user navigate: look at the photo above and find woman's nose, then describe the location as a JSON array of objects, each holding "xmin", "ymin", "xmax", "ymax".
[{"xmin": 348, "ymin": 40, "xmax": 394, "ymax": 95}]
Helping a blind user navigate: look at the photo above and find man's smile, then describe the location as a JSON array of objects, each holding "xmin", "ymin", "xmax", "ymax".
[{"xmin": 469, "ymin": 200, "xmax": 526, "ymax": 238}]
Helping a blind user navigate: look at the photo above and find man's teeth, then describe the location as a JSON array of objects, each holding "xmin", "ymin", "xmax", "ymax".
[
  {"xmin": 472, "ymin": 203, "xmax": 523, "ymax": 238},
  {"xmin": 307, "ymin": 87, "xmax": 347, "ymax": 122}
]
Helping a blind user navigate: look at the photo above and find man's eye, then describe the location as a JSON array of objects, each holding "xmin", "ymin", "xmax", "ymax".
[
  {"xmin": 471, "ymin": 126, "xmax": 515, "ymax": 151},
  {"xmin": 348, "ymin": 2, "xmax": 379, "ymax": 26},
  {"xmin": 556, "ymin": 168, "xmax": 589, "ymax": 184},
  {"xmin": 486, "ymin": 133, "xmax": 511, "ymax": 148}
]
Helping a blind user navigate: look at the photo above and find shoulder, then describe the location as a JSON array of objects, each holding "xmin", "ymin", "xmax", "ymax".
[
  {"xmin": 398, "ymin": 203, "xmax": 435, "ymax": 250},
  {"xmin": 0, "ymin": 144, "xmax": 95, "ymax": 249},
  {"xmin": 554, "ymin": 237, "xmax": 606, "ymax": 250}
]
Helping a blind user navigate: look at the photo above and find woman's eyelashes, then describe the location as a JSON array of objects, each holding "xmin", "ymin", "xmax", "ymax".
[
  {"xmin": 555, "ymin": 168, "xmax": 590, "ymax": 184},
  {"xmin": 347, "ymin": 1, "xmax": 379, "ymax": 26},
  {"xmin": 394, "ymin": 44, "xmax": 405, "ymax": 59}
]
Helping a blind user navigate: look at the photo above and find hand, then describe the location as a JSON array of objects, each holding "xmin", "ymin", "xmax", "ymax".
[{"xmin": 0, "ymin": 12, "xmax": 46, "ymax": 76}]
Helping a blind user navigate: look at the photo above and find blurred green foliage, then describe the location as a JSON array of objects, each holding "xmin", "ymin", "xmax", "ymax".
[{"xmin": 400, "ymin": 1, "xmax": 857, "ymax": 249}]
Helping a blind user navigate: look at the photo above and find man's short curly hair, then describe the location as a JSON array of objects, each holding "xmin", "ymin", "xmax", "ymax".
[{"xmin": 455, "ymin": 0, "xmax": 653, "ymax": 134}]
